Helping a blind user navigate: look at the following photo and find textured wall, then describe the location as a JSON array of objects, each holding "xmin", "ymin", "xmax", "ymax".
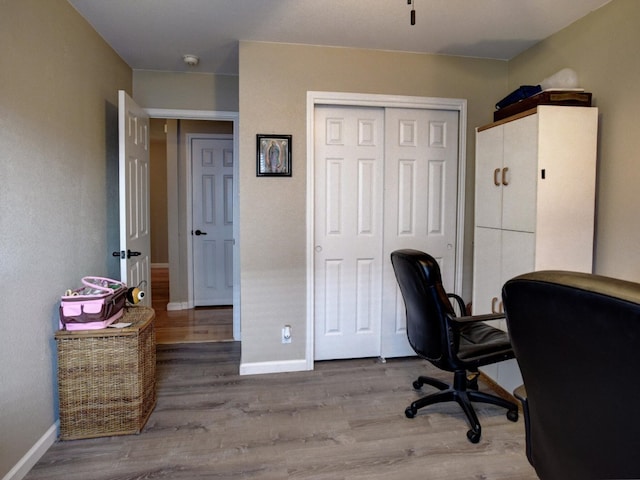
[
  {"xmin": 238, "ymin": 42, "xmax": 508, "ymax": 366},
  {"xmin": 0, "ymin": 0, "xmax": 131, "ymax": 476},
  {"xmin": 133, "ymin": 71, "xmax": 239, "ymax": 112}
]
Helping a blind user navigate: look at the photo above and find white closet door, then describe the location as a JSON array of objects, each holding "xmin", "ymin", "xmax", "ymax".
[
  {"xmin": 314, "ymin": 106, "xmax": 385, "ymax": 360},
  {"xmin": 314, "ymin": 105, "xmax": 460, "ymax": 361},
  {"xmin": 381, "ymin": 108, "xmax": 460, "ymax": 358}
]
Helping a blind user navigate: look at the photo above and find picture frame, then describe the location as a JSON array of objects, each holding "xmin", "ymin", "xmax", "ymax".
[{"xmin": 256, "ymin": 134, "xmax": 292, "ymax": 177}]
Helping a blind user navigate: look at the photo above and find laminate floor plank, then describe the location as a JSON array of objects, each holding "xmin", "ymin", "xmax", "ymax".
[{"xmin": 25, "ymin": 343, "xmax": 538, "ymax": 479}]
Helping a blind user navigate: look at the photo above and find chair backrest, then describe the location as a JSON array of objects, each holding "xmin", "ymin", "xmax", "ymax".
[
  {"xmin": 390, "ymin": 249, "xmax": 456, "ymax": 363},
  {"xmin": 503, "ymin": 270, "xmax": 640, "ymax": 480}
]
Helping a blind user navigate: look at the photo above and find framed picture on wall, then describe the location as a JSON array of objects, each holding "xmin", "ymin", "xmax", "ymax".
[{"xmin": 256, "ymin": 134, "xmax": 292, "ymax": 177}]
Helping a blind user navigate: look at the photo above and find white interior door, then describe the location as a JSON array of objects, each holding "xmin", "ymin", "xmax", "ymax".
[
  {"xmin": 118, "ymin": 90, "xmax": 151, "ymax": 306},
  {"xmin": 381, "ymin": 108, "xmax": 460, "ymax": 358},
  {"xmin": 191, "ymin": 136, "xmax": 234, "ymax": 306},
  {"xmin": 314, "ymin": 106, "xmax": 385, "ymax": 360}
]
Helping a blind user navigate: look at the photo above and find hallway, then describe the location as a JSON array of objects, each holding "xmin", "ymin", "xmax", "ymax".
[{"xmin": 151, "ymin": 267, "xmax": 233, "ymax": 344}]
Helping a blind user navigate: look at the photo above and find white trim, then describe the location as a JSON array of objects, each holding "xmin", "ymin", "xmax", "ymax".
[
  {"xmin": 146, "ymin": 108, "xmax": 238, "ymax": 122},
  {"xmin": 239, "ymin": 359, "xmax": 310, "ymax": 376},
  {"xmin": 145, "ymin": 108, "xmax": 241, "ymax": 341},
  {"xmin": 167, "ymin": 301, "xmax": 190, "ymax": 311},
  {"xmin": 306, "ymin": 91, "xmax": 467, "ymax": 370},
  {"xmin": 3, "ymin": 422, "xmax": 57, "ymax": 480},
  {"xmin": 186, "ymin": 133, "xmax": 234, "ymax": 310}
]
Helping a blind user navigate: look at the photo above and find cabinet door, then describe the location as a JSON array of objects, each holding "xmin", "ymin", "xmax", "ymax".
[
  {"xmin": 472, "ymin": 227, "xmax": 502, "ymax": 316},
  {"xmin": 500, "ymin": 229, "xmax": 535, "ymax": 331},
  {"xmin": 502, "ymin": 114, "xmax": 538, "ymax": 233},
  {"xmin": 475, "ymin": 126, "xmax": 503, "ymax": 229},
  {"xmin": 501, "ymin": 230, "xmax": 535, "ymax": 283},
  {"xmin": 472, "ymin": 229, "xmax": 534, "ymax": 318}
]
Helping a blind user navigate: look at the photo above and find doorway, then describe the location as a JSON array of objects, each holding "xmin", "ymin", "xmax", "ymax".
[{"xmin": 146, "ymin": 108, "xmax": 240, "ymax": 343}]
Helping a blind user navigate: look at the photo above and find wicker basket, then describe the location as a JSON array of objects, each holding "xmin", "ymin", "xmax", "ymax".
[{"xmin": 55, "ymin": 306, "xmax": 156, "ymax": 440}]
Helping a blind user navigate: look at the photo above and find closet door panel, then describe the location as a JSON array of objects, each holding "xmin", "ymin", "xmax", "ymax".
[
  {"xmin": 381, "ymin": 108, "xmax": 460, "ymax": 358},
  {"xmin": 314, "ymin": 106, "xmax": 385, "ymax": 360}
]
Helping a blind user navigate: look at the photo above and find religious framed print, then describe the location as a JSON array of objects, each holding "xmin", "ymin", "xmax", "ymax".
[{"xmin": 256, "ymin": 134, "xmax": 292, "ymax": 177}]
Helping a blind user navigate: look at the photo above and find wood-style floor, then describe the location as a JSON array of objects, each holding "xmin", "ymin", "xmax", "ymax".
[
  {"xmin": 26, "ymin": 342, "xmax": 538, "ymax": 479},
  {"xmin": 151, "ymin": 267, "xmax": 234, "ymax": 344}
]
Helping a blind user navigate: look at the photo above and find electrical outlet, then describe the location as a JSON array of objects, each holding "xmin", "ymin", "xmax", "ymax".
[{"xmin": 282, "ymin": 325, "xmax": 292, "ymax": 344}]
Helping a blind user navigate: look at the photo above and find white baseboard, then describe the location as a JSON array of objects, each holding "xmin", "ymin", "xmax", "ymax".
[
  {"xmin": 239, "ymin": 359, "xmax": 310, "ymax": 376},
  {"xmin": 3, "ymin": 422, "xmax": 57, "ymax": 480},
  {"xmin": 166, "ymin": 302, "xmax": 190, "ymax": 311}
]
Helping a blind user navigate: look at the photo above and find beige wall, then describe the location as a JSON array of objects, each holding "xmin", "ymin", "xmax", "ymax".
[
  {"xmin": 150, "ymin": 119, "xmax": 169, "ymax": 264},
  {"xmin": 0, "ymin": 0, "xmax": 131, "ymax": 477},
  {"xmin": 133, "ymin": 70, "xmax": 239, "ymax": 112},
  {"xmin": 238, "ymin": 42, "xmax": 508, "ymax": 365},
  {"xmin": 507, "ymin": 0, "xmax": 640, "ymax": 282}
]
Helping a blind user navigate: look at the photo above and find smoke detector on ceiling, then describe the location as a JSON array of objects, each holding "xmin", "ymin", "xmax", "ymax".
[{"xmin": 183, "ymin": 54, "xmax": 200, "ymax": 67}]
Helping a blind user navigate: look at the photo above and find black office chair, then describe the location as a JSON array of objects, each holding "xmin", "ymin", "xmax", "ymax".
[
  {"xmin": 503, "ymin": 271, "xmax": 640, "ymax": 480},
  {"xmin": 390, "ymin": 249, "xmax": 518, "ymax": 443}
]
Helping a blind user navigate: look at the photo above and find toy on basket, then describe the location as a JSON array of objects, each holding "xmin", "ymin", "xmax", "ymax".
[{"xmin": 59, "ymin": 277, "xmax": 127, "ymax": 330}]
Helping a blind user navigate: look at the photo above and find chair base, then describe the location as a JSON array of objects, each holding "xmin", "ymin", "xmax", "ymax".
[{"xmin": 405, "ymin": 370, "xmax": 519, "ymax": 443}]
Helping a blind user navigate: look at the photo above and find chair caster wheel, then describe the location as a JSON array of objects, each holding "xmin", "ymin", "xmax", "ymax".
[
  {"xmin": 466, "ymin": 429, "xmax": 481, "ymax": 443},
  {"xmin": 405, "ymin": 407, "xmax": 417, "ymax": 418},
  {"xmin": 507, "ymin": 410, "xmax": 519, "ymax": 422},
  {"xmin": 412, "ymin": 380, "xmax": 423, "ymax": 390}
]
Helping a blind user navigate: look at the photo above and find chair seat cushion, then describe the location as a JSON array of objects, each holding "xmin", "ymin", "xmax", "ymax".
[{"xmin": 457, "ymin": 322, "xmax": 512, "ymax": 363}]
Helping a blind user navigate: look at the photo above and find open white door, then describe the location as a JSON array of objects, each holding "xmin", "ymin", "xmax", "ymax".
[{"xmin": 117, "ymin": 90, "xmax": 151, "ymax": 306}]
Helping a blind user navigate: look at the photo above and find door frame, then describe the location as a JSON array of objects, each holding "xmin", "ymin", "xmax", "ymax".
[
  {"xmin": 305, "ymin": 91, "xmax": 467, "ymax": 368},
  {"xmin": 145, "ymin": 108, "xmax": 241, "ymax": 340},
  {"xmin": 186, "ymin": 133, "xmax": 234, "ymax": 308}
]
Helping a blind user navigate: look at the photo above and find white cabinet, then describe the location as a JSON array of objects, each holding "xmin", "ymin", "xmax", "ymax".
[{"xmin": 472, "ymin": 106, "xmax": 598, "ymax": 393}]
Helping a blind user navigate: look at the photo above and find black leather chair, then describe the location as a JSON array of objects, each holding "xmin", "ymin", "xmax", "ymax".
[
  {"xmin": 390, "ymin": 249, "xmax": 518, "ymax": 443},
  {"xmin": 503, "ymin": 271, "xmax": 640, "ymax": 480}
]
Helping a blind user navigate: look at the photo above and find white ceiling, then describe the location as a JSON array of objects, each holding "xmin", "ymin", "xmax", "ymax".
[{"xmin": 67, "ymin": 0, "xmax": 611, "ymax": 76}]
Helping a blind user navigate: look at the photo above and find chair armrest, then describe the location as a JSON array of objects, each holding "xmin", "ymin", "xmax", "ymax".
[
  {"xmin": 448, "ymin": 312, "xmax": 505, "ymax": 325},
  {"xmin": 447, "ymin": 293, "xmax": 467, "ymax": 316}
]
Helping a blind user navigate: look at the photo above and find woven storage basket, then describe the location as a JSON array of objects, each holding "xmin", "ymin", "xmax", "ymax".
[{"xmin": 56, "ymin": 306, "xmax": 156, "ymax": 440}]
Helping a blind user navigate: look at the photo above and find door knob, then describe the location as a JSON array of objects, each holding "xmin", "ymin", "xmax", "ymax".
[
  {"xmin": 194, "ymin": 229, "xmax": 207, "ymax": 236},
  {"xmin": 127, "ymin": 249, "xmax": 141, "ymax": 258}
]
